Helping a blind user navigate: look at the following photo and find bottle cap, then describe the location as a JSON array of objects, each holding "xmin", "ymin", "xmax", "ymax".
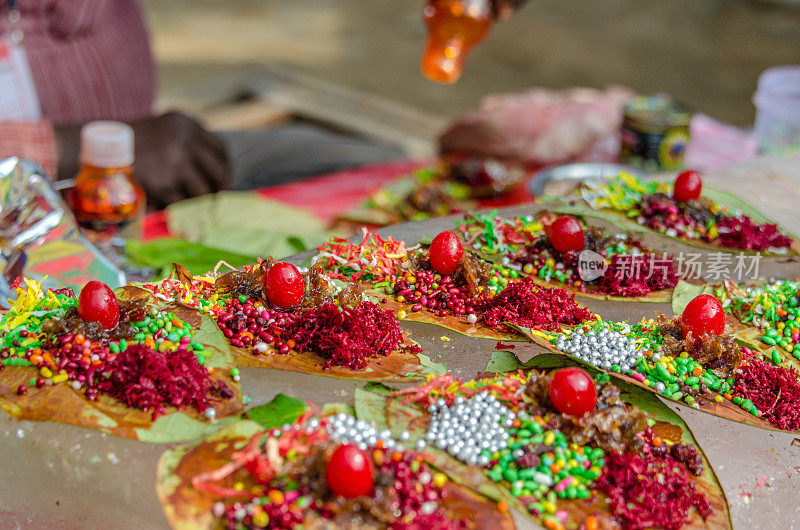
[{"xmin": 80, "ymin": 121, "xmax": 135, "ymax": 168}]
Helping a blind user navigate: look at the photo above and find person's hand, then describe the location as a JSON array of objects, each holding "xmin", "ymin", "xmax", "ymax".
[
  {"xmin": 491, "ymin": 0, "xmax": 528, "ymax": 20},
  {"xmin": 56, "ymin": 111, "xmax": 230, "ymax": 210},
  {"xmin": 129, "ymin": 111, "xmax": 230, "ymax": 209}
]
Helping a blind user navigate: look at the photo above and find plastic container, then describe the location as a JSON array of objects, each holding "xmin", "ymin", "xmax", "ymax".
[{"xmin": 753, "ymin": 65, "xmax": 800, "ymax": 155}]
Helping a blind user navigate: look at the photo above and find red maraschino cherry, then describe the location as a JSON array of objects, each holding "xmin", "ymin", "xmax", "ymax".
[
  {"xmin": 548, "ymin": 215, "xmax": 585, "ymax": 254},
  {"xmin": 673, "ymin": 170, "xmax": 703, "ymax": 203},
  {"xmin": 429, "ymin": 231, "xmax": 463, "ymax": 275},
  {"xmin": 681, "ymin": 294, "xmax": 725, "ymax": 338},
  {"xmin": 77, "ymin": 281, "xmax": 120, "ymax": 330},
  {"xmin": 549, "ymin": 367, "xmax": 597, "ymax": 417},
  {"xmin": 325, "ymin": 443, "xmax": 374, "ymax": 498},
  {"xmin": 263, "ymin": 262, "xmax": 304, "ymax": 309}
]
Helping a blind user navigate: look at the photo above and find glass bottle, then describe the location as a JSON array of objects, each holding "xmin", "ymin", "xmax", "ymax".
[
  {"xmin": 421, "ymin": 0, "xmax": 492, "ymax": 84},
  {"xmin": 69, "ymin": 121, "xmax": 144, "ymax": 231}
]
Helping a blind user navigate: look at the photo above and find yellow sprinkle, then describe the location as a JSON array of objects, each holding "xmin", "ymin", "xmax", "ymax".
[
  {"xmin": 51, "ymin": 372, "xmax": 69, "ymax": 384},
  {"xmin": 252, "ymin": 512, "xmax": 270, "ymax": 527},
  {"xmin": 542, "ymin": 501, "xmax": 557, "ymax": 514},
  {"xmin": 433, "ymin": 473, "xmax": 448, "ymax": 488},
  {"xmin": 544, "ymin": 431, "xmax": 556, "ymax": 445},
  {"xmin": 40, "ymin": 367, "xmax": 53, "ymax": 378},
  {"xmin": 233, "ymin": 482, "xmax": 245, "ymax": 491},
  {"xmin": 715, "ymin": 395, "xmax": 724, "ymax": 403},
  {"xmin": 440, "ymin": 336, "xmax": 451, "ymax": 342},
  {"xmin": 158, "ymin": 340, "xmax": 176, "ymax": 353},
  {"xmin": 397, "ymin": 310, "xmax": 407, "ymax": 319}
]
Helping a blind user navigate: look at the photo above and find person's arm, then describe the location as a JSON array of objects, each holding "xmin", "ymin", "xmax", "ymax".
[{"xmin": 56, "ymin": 112, "xmax": 230, "ymax": 210}]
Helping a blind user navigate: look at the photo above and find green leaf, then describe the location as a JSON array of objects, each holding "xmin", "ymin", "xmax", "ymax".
[
  {"xmin": 192, "ymin": 313, "xmax": 236, "ymax": 369},
  {"xmin": 484, "ymin": 349, "xmax": 526, "ymax": 373},
  {"xmin": 244, "ymin": 394, "xmax": 308, "ymax": 429},
  {"xmin": 703, "ymin": 187, "xmax": 797, "ymax": 238},
  {"xmin": 125, "ymin": 238, "xmax": 256, "ymax": 277},
  {"xmin": 321, "ymin": 402, "xmax": 355, "ymax": 416},
  {"xmin": 136, "ymin": 413, "xmax": 239, "ymax": 444},
  {"xmin": 353, "ymin": 386, "xmax": 391, "ymax": 431},
  {"xmin": 166, "ymin": 191, "xmax": 340, "ymax": 259},
  {"xmin": 363, "ymin": 382, "xmax": 396, "ymax": 395},
  {"xmin": 417, "ymin": 353, "xmax": 448, "ymax": 376},
  {"xmin": 671, "ymin": 280, "xmax": 714, "ymax": 316}
]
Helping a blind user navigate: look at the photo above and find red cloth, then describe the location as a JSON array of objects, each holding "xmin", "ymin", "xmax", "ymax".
[
  {"xmin": 256, "ymin": 159, "xmax": 429, "ymax": 220},
  {"xmin": 142, "ymin": 159, "xmax": 538, "ymax": 241}
]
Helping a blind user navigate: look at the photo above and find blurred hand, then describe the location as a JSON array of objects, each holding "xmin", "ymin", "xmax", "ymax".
[
  {"xmin": 491, "ymin": 0, "xmax": 528, "ymax": 19},
  {"xmin": 130, "ymin": 112, "xmax": 230, "ymax": 209},
  {"xmin": 56, "ymin": 111, "xmax": 230, "ymax": 210}
]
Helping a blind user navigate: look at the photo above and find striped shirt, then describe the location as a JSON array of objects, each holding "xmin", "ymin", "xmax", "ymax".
[{"xmin": 0, "ymin": 0, "xmax": 156, "ymax": 175}]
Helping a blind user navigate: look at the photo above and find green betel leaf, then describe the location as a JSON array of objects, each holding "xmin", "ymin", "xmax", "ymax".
[
  {"xmin": 125, "ymin": 238, "xmax": 256, "ymax": 277},
  {"xmin": 353, "ymin": 386, "xmax": 391, "ymax": 431},
  {"xmin": 672, "ymin": 280, "xmax": 715, "ymax": 316},
  {"xmin": 484, "ymin": 349, "xmax": 526, "ymax": 373},
  {"xmin": 417, "ymin": 353, "xmax": 448, "ymax": 376},
  {"xmin": 136, "ymin": 413, "xmax": 240, "ymax": 444},
  {"xmin": 244, "ymin": 393, "xmax": 308, "ymax": 429},
  {"xmin": 321, "ymin": 402, "xmax": 355, "ymax": 416}
]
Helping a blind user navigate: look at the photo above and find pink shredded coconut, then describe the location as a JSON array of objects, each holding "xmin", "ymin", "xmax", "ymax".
[
  {"xmin": 716, "ymin": 215, "xmax": 793, "ymax": 251},
  {"xmin": 284, "ymin": 301, "xmax": 419, "ymax": 371},
  {"xmin": 732, "ymin": 356, "xmax": 800, "ymax": 430},
  {"xmin": 481, "ymin": 277, "xmax": 594, "ymax": 332},
  {"xmin": 597, "ymin": 451, "xmax": 712, "ymax": 530},
  {"xmin": 97, "ymin": 344, "xmax": 229, "ymax": 419},
  {"xmin": 597, "ymin": 253, "xmax": 678, "ymax": 297}
]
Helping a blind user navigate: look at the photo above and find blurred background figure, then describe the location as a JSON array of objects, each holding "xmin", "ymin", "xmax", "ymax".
[
  {"xmin": 2, "ymin": 0, "xmax": 799, "ymax": 211},
  {"xmin": 0, "ymin": 0, "xmax": 407, "ymax": 209}
]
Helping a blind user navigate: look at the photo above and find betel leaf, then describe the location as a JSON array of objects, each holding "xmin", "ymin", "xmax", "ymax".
[
  {"xmin": 321, "ymin": 402, "xmax": 355, "ymax": 416},
  {"xmin": 244, "ymin": 393, "xmax": 308, "ymax": 430},
  {"xmin": 156, "ymin": 420, "xmax": 265, "ymax": 530},
  {"xmin": 157, "ymin": 416, "xmax": 514, "ymax": 530},
  {"xmin": 672, "ymin": 279, "xmax": 715, "ymax": 316},
  {"xmin": 353, "ymin": 386, "xmax": 391, "ymax": 431},
  {"xmin": 703, "ymin": 187, "xmax": 798, "ymax": 239},
  {"xmin": 166, "ymin": 190, "xmax": 338, "ymax": 259},
  {"xmin": 549, "ymin": 197, "xmax": 796, "ymax": 256},
  {"xmin": 524, "ymin": 354, "xmax": 731, "ymax": 528},
  {"xmin": 369, "ymin": 289, "xmax": 525, "ymax": 342},
  {"xmin": 416, "ymin": 353, "xmax": 448, "ymax": 375},
  {"xmin": 484, "ymin": 349, "xmax": 528, "ymax": 373},
  {"xmin": 125, "ymin": 238, "xmax": 257, "ymax": 277},
  {"xmin": 458, "ymin": 213, "xmax": 674, "ymax": 304},
  {"xmin": 363, "ymin": 381, "xmax": 396, "ymax": 395},
  {"xmin": 136, "ymin": 413, "xmax": 240, "ymax": 444},
  {"xmin": 0, "ymin": 303, "xmax": 243, "ymax": 442}
]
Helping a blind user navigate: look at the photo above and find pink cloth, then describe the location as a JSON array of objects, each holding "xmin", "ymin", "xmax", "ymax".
[
  {"xmin": 0, "ymin": 120, "xmax": 56, "ymax": 175},
  {"xmin": 0, "ymin": 0, "xmax": 156, "ymax": 175},
  {"xmin": 685, "ymin": 114, "xmax": 758, "ymax": 172},
  {"xmin": 439, "ymin": 86, "xmax": 635, "ymax": 165}
]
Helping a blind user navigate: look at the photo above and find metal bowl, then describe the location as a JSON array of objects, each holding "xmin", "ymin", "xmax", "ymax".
[{"xmin": 528, "ymin": 162, "xmax": 646, "ymax": 197}]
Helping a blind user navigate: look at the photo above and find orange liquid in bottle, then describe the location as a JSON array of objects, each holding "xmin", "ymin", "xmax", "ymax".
[
  {"xmin": 70, "ymin": 163, "xmax": 144, "ymax": 231},
  {"xmin": 69, "ymin": 121, "xmax": 144, "ymax": 232},
  {"xmin": 421, "ymin": 0, "xmax": 491, "ymax": 84}
]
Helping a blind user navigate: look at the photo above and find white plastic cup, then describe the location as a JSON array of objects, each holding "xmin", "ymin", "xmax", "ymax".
[{"xmin": 753, "ymin": 65, "xmax": 800, "ymax": 155}]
